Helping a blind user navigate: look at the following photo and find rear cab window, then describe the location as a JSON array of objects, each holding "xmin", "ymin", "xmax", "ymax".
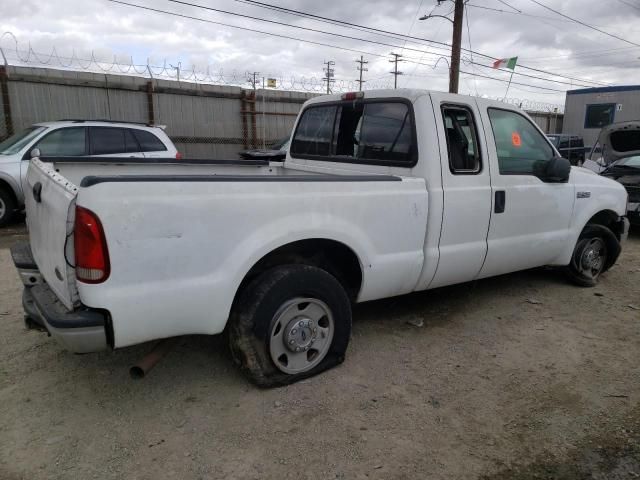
[{"xmin": 290, "ymin": 98, "xmax": 417, "ymax": 167}]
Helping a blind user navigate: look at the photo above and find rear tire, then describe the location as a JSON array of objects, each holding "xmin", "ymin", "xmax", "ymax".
[
  {"xmin": 228, "ymin": 265, "xmax": 352, "ymax": 388},
  {"xmin": 566, "ymin": 225, "xmax": 619, "ymax": 287},
  {"xmin": 0, "ymin": 188, "xmax": 17, "ymax": 228}
]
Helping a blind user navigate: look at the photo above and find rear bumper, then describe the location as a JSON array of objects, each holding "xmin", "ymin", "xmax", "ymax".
[{"xmin": 11, "ymin": 243, "xmax": 109, "ymax": 353}]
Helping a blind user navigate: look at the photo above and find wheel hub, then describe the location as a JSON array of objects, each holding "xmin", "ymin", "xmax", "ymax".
[
  {"xmin": 581, "ymin": 246, "xmax": 602, "ymax": 270},
  {"xmin": 284, "ymin": 317, "xmax": 317, "ymax": 352}
]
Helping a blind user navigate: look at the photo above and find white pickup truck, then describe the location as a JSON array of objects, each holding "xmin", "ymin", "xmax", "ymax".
[{"xmin": 12, "ymin": 90, "xmax": 629, "ymax": 387}]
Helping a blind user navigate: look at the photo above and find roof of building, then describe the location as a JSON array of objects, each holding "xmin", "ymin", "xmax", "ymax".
[{"xmin": 567, "ymin": 85, "xmax": 640, "ymax": 96}]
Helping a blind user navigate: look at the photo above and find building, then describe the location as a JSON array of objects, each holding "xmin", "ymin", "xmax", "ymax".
[{"xmin": 563, "ymin": 85, "xmax": 640, "ymax": 147}]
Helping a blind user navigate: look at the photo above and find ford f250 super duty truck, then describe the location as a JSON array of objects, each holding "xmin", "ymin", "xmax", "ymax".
[{"xmin": 12, "ymin": 90, "xmax": 630, "ymax": 387}]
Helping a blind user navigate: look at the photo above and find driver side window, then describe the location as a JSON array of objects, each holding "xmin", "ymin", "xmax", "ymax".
[{"xmin": 488, "ymin": 108, "xmax": 553, "ymax": 175}]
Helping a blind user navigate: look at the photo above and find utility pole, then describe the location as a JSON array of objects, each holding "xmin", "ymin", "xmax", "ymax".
[
  {"xmin": 389, "ymin": 53, "xmax": 403, "ymax": 89},
  {"xmin": 323, "ymin": 60, "xmax": 335, "ymax": 94},
  {"xmin": 449, "ymin": 0, "xmax": 464, "ymax": 94},
  {"xmin": 247, "ymin": 71, "xmax": 260, "ymax": 90},
  {"xmin": 355, "ymin": 55, "xmax": 368, "ymax": 91}
]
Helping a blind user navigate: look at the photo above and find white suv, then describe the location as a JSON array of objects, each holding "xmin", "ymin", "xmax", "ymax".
[{"xmin": 0, "ymin": 120, "xmax": 180, "ymax": 226}]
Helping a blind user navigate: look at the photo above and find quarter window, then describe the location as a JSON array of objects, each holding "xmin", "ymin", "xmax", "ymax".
[
  {"xmin": 488, "ymin": 108, "xmax": 553, "ymax": 175},
  {"xmin": 34, "ymin": 127, "xmax": 86, "ymax": 156},
  {"xmin": 132, "ymin": 129, "xmax": 167, "ymax": 152},
  {"xmin": 442, "ymin": 106, "xmax": 481, "ymax": 173}
]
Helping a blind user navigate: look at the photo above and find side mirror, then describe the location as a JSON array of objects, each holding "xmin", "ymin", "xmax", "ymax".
[
  {"xmin": 30, "ymin": 148, "xmax": 41, "ymax": 159},
  {"xmin": 544, "ymin": 156, "xmax": 571, "ymax": 183}
]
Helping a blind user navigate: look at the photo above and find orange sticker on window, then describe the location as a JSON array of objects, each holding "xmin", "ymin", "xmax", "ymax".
[{"xmin": 512, "ymin": 132, "xmax": 522, "ymax": 147}]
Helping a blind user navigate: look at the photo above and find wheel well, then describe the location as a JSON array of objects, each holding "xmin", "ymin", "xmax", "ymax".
[
  {"xmin": 0, "ymin": 179, "xmax": 18, "ymax": 206},
  {"xmin": 585, "ymin": 209, "xmax": 621, "ymax": 239},
  {"xmin": 235, "ymin": 239, "xmax": 363, "ymax": 303}
]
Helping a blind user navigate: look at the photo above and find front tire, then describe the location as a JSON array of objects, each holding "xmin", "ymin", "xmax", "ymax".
[
  {"xmin": 0, "ymin": 188, "xmax": 17, "ymax": 228},
  {"xmin": 566, "ymin": 225, "xmax": 619, "ymax": 287},
  {"xmin": 228, "ymin": 265, "xmax": 352, "ymax": 387}
]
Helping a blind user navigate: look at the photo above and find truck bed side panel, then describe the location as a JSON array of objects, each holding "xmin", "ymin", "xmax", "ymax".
[{"xmin": 75, "ymin": 176, "xmax": 428, "ymax": 348}]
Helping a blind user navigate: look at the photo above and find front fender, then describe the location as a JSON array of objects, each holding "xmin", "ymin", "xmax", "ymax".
[{"xmin": 556, "ymin": 168, "xmax": 628, "ymax": 265}]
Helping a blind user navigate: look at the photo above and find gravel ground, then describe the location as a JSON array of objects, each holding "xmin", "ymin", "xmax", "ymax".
[{"xmin": 0, "ymin": 223, "xmax": 638, "ymax": 480}]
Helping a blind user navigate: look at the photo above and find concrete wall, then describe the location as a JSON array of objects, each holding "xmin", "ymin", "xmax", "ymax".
[
  {"xmin": 563, "ymin": 86, "xmax": 640, "ymax": 147},
  {"xmin": 0, "ymin": 65, "xmax": 564, "ymax": 158}
]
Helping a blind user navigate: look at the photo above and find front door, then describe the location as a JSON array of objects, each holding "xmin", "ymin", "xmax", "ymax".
[
  {"xmin": 478, "ymin": 106, "xmax": 574, "ymax": 279},
  {"xmin": 428, "ymin": 94, "xmax": 492, "ymax": 288}
]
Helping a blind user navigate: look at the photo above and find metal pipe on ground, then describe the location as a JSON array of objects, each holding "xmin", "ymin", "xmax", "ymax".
[{"xmin": 130, "ymin": 337, "xmax": 179, "ymax": 379}]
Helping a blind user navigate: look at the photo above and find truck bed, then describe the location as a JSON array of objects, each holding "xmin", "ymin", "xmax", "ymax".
[{"xmin": 24, "ymin": 157, "xmax": 428, "ymax": 349}]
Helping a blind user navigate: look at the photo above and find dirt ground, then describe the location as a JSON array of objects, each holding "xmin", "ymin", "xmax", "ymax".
[{"xmin": 0, "ymin": 223, "xmax": 638, "ymax": 480}]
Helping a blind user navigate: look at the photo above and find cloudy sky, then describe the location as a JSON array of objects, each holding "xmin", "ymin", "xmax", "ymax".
[{"xmin": 2, "ymin": 0, "xmax": 639, "ymax": 108}]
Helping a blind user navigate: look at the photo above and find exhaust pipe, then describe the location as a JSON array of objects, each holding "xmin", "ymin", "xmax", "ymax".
[{"xmin": 130, "ymin": 338, "xmax": 179, "ymax": 379}]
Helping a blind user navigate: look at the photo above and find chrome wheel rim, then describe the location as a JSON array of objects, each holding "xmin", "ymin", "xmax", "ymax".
[
  {"xmin": 578, "ymin": 238, "xmax": 606, "ymax": 279},
  {"xmin": 269, "ymin": 297, "xmax": 334, "ymax": 374}
]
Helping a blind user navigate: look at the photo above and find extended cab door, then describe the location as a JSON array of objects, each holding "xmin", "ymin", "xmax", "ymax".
[
  {"xmin": 428, "ymin": 94, "xmax": 492, "ymax": 288},
  {"xmin": 477, "ymin": 105, "xmax": 574, "ymax": 279}
]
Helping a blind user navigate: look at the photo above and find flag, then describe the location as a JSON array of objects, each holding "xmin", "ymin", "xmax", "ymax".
[{"xmin": 492, "ymin": 56, "xmax": 518, "ymax": 70}]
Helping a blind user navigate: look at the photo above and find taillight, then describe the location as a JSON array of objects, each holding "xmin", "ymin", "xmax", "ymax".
[
  {"xmin": 175, "ymin": 151, "xmax": 183, "ymax": 160},
  {"xmin": 74, "ymin": 206, "xmax": 110, "ymax": 283}
]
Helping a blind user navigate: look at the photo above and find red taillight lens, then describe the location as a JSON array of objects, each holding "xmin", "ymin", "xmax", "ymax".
[
  {"xmin": 74, "ymin": 206, "xmax": 110, "ymax": 284},
  {"xmin": 175, "ymin": 151, "xmax": 183, "ymax": 160}
]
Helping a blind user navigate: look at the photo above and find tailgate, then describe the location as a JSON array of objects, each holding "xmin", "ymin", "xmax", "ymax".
[{"xmin": 25, "ymin": 158, "xmax": 79, "ymax": 310}]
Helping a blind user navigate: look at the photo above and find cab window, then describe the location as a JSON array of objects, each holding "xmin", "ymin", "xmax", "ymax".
[
  {"xmin": 442, "ymin": 106, "xmax": 481, "ymax": 173},
  {"xmin": 488, "ymin": 108, "xmax": 553, "ymax": 175},
  {"xmin": 291, "ymin": 100, "xmax": 416, "ymax": 166}
]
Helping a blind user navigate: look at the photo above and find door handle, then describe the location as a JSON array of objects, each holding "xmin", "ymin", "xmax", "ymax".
[{"xmin": 495, "ymin": 190, "xmax": 505, "ymax": 214}]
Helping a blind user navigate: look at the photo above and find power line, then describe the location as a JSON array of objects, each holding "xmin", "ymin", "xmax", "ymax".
[
  {"xmin": 465, "ymin": 4, "xmax": 479, "ymax": 96},
  {"xmin": 495, "ymin": 0, "xmax": 522, "ymax": 13},
  {"xmin": 229, "ymin": 0, "xmax": 608, "ymax": 86},
  {"xmin": 616, "ymin": 0, "xmax": 640, "ymax": 11},
  {"xmin": 465, "ymin": 3, "xmax": 574, "ymax": 22},
  {"xmin": 104, "ymin": 0, "xmax": 591, "ymax": 94},
  {"xmin": 459, "ymin": 69, "xmax": 565, "ymax": 92},
  {"xmin": 520, "ymin": 45, "xmax": 640, "ymax": 62},
  {"xmin": 112, "ymin": 0, "xmax": 604, "ymax": 89},
  {"xmin": 527, "ymin": 0, "xmax": 640, "ymax": 47}
]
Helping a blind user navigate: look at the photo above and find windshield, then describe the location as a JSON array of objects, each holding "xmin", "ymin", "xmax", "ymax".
[
  {"xmin": 547, "ymin": 135, "xmax": 560, "ymax": 147},
  {"xmin": 617, "ymin": 155, "xmax": 640, "ymax": 168},
  {"xmin": 0, "ymin": 127, "xmax": 47, "ymax": 155}
]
